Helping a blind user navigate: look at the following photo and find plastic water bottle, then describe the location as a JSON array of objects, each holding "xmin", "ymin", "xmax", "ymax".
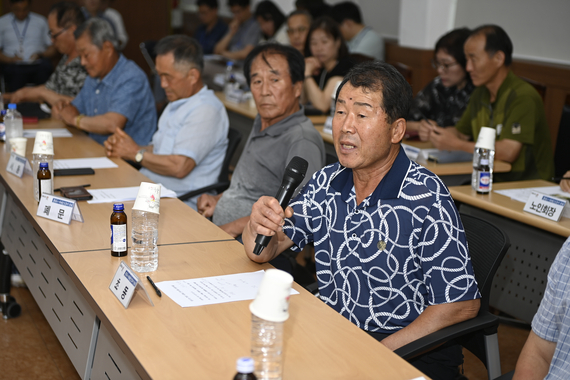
[
  {"xmin": 233, "ymin": 357, "xmax": 257, "ymax": 380},
  {"xmin": 5, "ymin": 103, "xmax": 23, "ymax": 150},
  {"xmin": 0, "ymin": 110, "xmax": 6, "ymax": 142},
  {"xmin": 471, "ymin": 146, "xmax": 494, "ymax": 194},
  {"xmin": 130, "ymin": 209, "xmax": 159, "ymax": 272},
  {"xmin": 250, "ymin": 314, "xmax": 283, "ymax": 380},
  {"xmin": 224, "ymin": 61, "xmax": 238, "ymax": 96}
]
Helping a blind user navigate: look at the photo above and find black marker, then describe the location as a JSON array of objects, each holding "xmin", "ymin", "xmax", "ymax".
[
  {"xmin": 146, "ymin": 276, "xmax": 162, "ymax": 297},
  {"xmin": 552, "ymin": 177, "xmax": 570, "ymax": 181}
]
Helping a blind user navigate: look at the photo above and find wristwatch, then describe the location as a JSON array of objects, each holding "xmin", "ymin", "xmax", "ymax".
[{"xmin": 135, "ymin": 149, "xmax": 146, "ymax": 163}]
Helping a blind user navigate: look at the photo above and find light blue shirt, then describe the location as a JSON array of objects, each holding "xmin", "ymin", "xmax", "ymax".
[
  {"xmin": 0, "ymin": 12, "xmax": 51, "ymax": 61},
  {"xmin": 141, "ymin": 86, "xmax": 229, "ymax": 210},
  {"xmin": 72, "ymin": 54, "xmax": 156, "ymax": 146},
  {"xmin": 347, "ymin": 26, "xmax": 384, "ymax": 61},
  {"xmin": 532, "ymin": 236, "xmax": 570, "ymax": 380}
]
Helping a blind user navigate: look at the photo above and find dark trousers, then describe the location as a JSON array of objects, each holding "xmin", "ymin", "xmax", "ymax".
[
  {"xmin": 368, "ymin": 331, "xmax": 463, "ymax": 380},
  {"xmin": 2, "ymin": 58, "xmax": 52, "ymax": 92}
]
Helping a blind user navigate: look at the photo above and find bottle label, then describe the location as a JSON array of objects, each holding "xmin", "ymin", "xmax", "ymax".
[
  {"xmin": 0, "ymin": 122, "xmax": 5, "ymax": 141},
  {"xmin": 111, "ymin": 224, "xmax": 127, "ymax": 251},
  {"xmin": 39, "ymin": 179, "xmax": 52, "ymax": 195},
  {"xmin": 477, "ymin": 171, "xmax": 491, "ymax": 193}
]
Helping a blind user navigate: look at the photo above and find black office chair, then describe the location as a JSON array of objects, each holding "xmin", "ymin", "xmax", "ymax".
[
  {"xmin": 395, "ymin": 213, "xmax": 511, "ymax": 380},
  {"xmin": 178, "ymin": 127, "xmax": 242, "ymax": 201}
]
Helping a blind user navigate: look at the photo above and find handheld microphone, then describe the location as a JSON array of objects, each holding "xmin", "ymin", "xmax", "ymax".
[{"xmin": 253, "ymin": 156, "xmax": 308, "ymax": 255}]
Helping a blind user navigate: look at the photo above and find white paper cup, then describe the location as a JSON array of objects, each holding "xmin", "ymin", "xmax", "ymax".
[
  {"xmin": 32, "ymin": 131, "xmax": 54, "ymax": 155},
  {"xmin": 249, "ymin": 269, "xmax": 294, "ymax": 323},
  {"xmin": 133, "ymin": 182, "xmax": 161, "ymax": 214},
  {"xmin": 475, "ymin": 126, "xmax": 496, "ymax": 150},
  {"xmin": 9, "ymin": 137, "xmax": 27, "ymax": 156}
]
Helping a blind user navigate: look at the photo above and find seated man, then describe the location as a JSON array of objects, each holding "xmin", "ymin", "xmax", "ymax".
[
  {"xmin": 5, "ymin": 1, "xmax": 87, "ymax": 106},
  {"xmin": 512, "ymin": 236, "xmax": 570, "ymax": 380},
  {"xmin": 53, "ymin": 18, "xmax": 156, "ymax": 146},
  {"xmin": 197, "ymin": 43, "xmax": 325, "ymax": 239},
  {"xmin": 82, "ymin": 0, "xmax": 128, "ymax": 50},
  {"xmin": 104, "ymin": 35, "xmax": 229, "ymax": 211},
  {"xmin": 195, "ymin": 0, "xmax": 228, "ymax": 55},
  {"xmin": 331, "ymin": 2, "xmax": 383, "ymax": 61},
  {"xmin": 0, "ymin": 0, "xmax": 57, "ymax": 92},
  {"xmin": 214, "ymin": 0, "xmax": 260, "ymax": 61},
  {"xmin": 424, "ymin": 25, "xmax": 554, "ymax": 182},
  {"xmin": 243, "ymin": 61, "xmax": 481, "ymax": 380}
]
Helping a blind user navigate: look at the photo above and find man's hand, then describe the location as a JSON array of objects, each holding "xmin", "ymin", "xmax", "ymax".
[
  {"xmin": 561, "ymin": 171, "xmax": 570, "ymax": 193},
  {"xmin": 104, "ymin": 128, "xmax": 139, "ymax": 160},
  {"xmin": 249, "ymin": 196, "xmax": 293, "ymax": 238},
  {"xmin": 51, "ymin": 99, "xmax": 70, "ymax": 120},
  {"xmin": 228, "ymin": 19, "xmax": 240, "ymax": 35},
  {"xmin": 29, "ymin": 53, "xmax": 39, "ymax": 61},
  {"xmin": 197, "ymin": 193, "xmax": 222, "ymax": 218},
  {"xmin": 9, "ymin": 87, "xmax": 31, "ymax": 104},
  {"xmin": 418, "ymin": 119, "xmax": 437, "ymax": 142},
  {"xmin": 429, "ymin": 126, "xmax": 465, "ymax": 151}
]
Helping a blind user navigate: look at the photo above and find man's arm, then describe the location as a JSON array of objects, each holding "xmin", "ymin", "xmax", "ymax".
[
  {"xmin": 8, "ymin": 85, "xmax": 73, "ymax": 106},
  {"xmin": 219, "ymin": 45, "xmax": 255, "ymax": 61},
  {"xmin": 220, "ymin": 216, "xmax": 250, "ymax": 238},
  {"xmin": 512, "ymin": 331, "xmax": 556, "ymax": 380},
  {"xmin": 59, "ymin": 102, "xmax": 127, "ymax": 135},
  {"xmin": 0, "ymin": 50, "xmax": 21, "ymax": 64},
  {"xmin": 381, "ymin": 299, "xmax": 480, "ymax": 351}
]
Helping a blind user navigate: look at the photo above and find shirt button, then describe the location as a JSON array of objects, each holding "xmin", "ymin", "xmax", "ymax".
[
  {"xmin": 352, "ymin": 233, "xmax": 357, "ymax": 238},
  {"xmin": 95, "ymin": 89, "xmax": 100, "ymax": 94},
  {"xmin": 94, "ymin": 108, "xmax": 97, "ymax": 113}
]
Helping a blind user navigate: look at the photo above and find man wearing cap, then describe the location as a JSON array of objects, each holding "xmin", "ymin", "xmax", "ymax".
[{"xmin": 422, "ymin": 24, "xmax": 554, "ymax": 181}]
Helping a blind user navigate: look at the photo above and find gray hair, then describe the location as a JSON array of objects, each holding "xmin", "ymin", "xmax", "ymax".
[
  {"xmin": 74, "ymin": 18, "xmax": 118, "ymax": 50},
  {"xmin": 154, "ymin": 35, "xmax": 204, "ymax": 74}
]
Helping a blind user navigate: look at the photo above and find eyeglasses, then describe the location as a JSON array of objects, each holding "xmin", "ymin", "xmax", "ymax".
[
  {"xmin": 48, "ymin": 27, "xmax": 68, "ymax": 39},
  {"xmin": 287, "ymin": 26, "xmax": 308, "ymax": 35},
  {"xmin": 432, "ymin": 59, "xmax": 459, "ymax": 71}
]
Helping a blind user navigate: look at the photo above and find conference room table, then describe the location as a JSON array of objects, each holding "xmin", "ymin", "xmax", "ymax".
[
  {"xmin": 0, "ymin": 120, "xmax": 428, "ymax": 379},
  {"xmin": 449, "ymin": 180, "xmax": 570, "ymax": 324}
]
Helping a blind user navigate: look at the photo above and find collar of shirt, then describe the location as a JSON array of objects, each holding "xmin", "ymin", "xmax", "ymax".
[
  {"xmin": 330, "ymin": 145, "xmax": 411, "ymax": 204},
  {"xmin": 251, "ymin": 104, "xmax": 306, "ymax": 138},
  {"xmin": 481, "ymin": 69, "xmax": 516, "ymax": 105},
  {"xmin": 166, "ymin": 85, "xmax": 208, "ymax": 113},
  {"xmin": 98, "ymin": 53, "xmax": 127, "ymax": 86}
]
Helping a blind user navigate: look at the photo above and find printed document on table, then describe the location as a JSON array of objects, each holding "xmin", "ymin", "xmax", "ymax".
[
  {"xmin": 23, "ymin": 129, "xmax": 73, "ymax": 138},
  {"xmin": 495, "ymin": 186, "xmax": 570, "ymax": 218},
  {"xmin": 54, "ymin": 157, "xmax": 118, "ymax": 169},
  {"xmin": 157, "ymin": 270, "xmax": 299, "ymax": 308},
  {"xmin": 87, "ymin": 184, "xmax": 177, "ymax": 204}
]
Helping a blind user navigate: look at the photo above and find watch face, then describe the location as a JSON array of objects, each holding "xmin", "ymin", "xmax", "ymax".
[{"xmin": 136, "ymin": 152, "xmax": 143, "ymax": 162}]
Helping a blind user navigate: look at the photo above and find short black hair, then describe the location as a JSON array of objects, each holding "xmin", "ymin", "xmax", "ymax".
[
  {"xmin": 50, "ymin": 1, "xmax": 85, "ymax": 29},
  {"xmin": 330, "ymin": 2, "xmax": 362, "ymax": 24},
  {"xmin": 304, "ymin": 16, "xmax": 348, "ymax": 60},
  {"xmin": 155, "ymin": 35, "xmax": 204, "ymax": 73},
  {"xmin": 254, "ymin": 1, "xmax": 285, "ymax": 38},
  {"xmin": 197, "ymin": 0, "xmax": 218, "ymax": 8},
  {"xmin": 434, "ymin": 27, "xmax": 471, "ymax": 70},
  {"xmin": 336, "ymin": 61, "xmax": 413, "ymax": 124},
  {"xmin": 244, "ymin": 43, "xmax": 305, "ymax": 85},
  {"xmin": 470, "ymin": 24, "xmax": 513, "ymax": 66},
  {"xmin": 228, "ymin": 0, "xmax": 249, "ymax": 7}
]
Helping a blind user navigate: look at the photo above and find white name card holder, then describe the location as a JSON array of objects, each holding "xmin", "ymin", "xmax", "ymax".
[
  {"xmin": 36, "ymin": 194, "xmax": 84, "ymax": 224},
  {"xmin": 523, "ymin": 191, "xmax": 567, "ymax": 222},
  {"xmin": 109, "ymin": 261, "xmax": 154, "ymax": 308},
  {"xmin": 6, "ymin": 152, "xmax": 31, "ymax": 178}
]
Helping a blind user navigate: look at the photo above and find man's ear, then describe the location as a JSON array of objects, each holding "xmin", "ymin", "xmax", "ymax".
[
  {"xmin": 102, "ymin": 40, "xmax": 115, "ymax": 56},
  {"xmin": 293, "ymin": 80, "xmax": 303, "ymax": 99},
  {"xmin": 492, "ymin": 50, "xmax": 505, "ymax": 68},
  {"xmin": 391, "ymin": 118, "xmax": 407, "ymax": 144}
]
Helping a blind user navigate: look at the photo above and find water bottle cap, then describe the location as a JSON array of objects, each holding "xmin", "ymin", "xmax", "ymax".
[
  {"xmin": 0, "ymin": 110, "xmax": 5, "ymax": 115},
  {"xmin": 8, "ymin": 103, "xmax": 16, "ymax": 109},
  {"xmin": 39, "ymin": 162, "xmax": 49, "ymax": 169},
  {"xmin": 227, "ymin": 61, "xmax": 234, "ymax": 67},
  {"xmin": 113, "ymin": 203, "xmax": 124, "ymax": 211},
  {"xmin": 236, "ymin": 357, "xmax": 254, "ymax": 373}
]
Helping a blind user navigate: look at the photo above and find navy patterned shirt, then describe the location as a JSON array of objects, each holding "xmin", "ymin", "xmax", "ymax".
[{"xmin": 283, "ymin": 147, "xmax": 480, "ymax": 333}]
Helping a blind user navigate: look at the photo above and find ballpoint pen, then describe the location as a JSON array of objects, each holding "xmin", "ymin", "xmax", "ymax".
[
  {"xmin": 551, "ymin": 177, "xmax": 570, "ymax": 182},
  {"xmin": 146, "ymin": 276, "xmax": 162, "ymax": 297}
]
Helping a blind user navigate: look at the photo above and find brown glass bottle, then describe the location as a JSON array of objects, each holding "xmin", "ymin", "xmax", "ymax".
[
  {"xmin": 37, "ymin": 162, "xmax": 52, "ymax": 197},
  {"xmin": 111, "ymin": 203, "xmax": 128, "ymax": 257}
]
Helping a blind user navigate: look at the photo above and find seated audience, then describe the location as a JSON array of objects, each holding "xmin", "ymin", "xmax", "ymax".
[
  {"xmin": 105, "ymin": 36, "xmax": 228, "ymax": 210},
  {"xmin": 303, "ymin": 16, "xmax": 352, "ymax": 113},
  {"xmin": 4, "ymin": 1, "xmax": 87, "ymax": 107},
  {"xmin": 197, "ymin": 43, "xmax": 325, "ymax": 239},
  {"xmin": 425, "ymin": 25, "xmax": 554, "ymax": 182},
  {"xmin": 331, "ymin": 1, "xmax": 383, "ymax": 61},
  {"xmin": 295, "ymin": 0, "xmax": 331, "ymax": 19},
  {"xmin": 0, "ymin": 0, "xmax": 56, "ymax": 92},
  {"xmin": 214, "ymin": 0, "xmax": 260, "ymax": 61},
  {"xmin": 286, "ymin": 10, "xmax": 311, "ymax": 55},
  {"xmin": 254, "ymin": 1, "xmax": 288, "ymax": 45},
  {"xmin": 195, "ymin": 0, "xmax": 228, "ymax": 55},
  {"xmin": 82, "ymin": 0, "xmax": 128, "ymax": 50},
  {"xmin": 407, "ymin": 28, "xmax": 474, "ymax": 141},
  {"xmin": 512, "ymin": 236, "xmax": 570, "ymax": 380},
  {"xmin": 243, "ymin": 61, "xmax": 480, "ymax": 380},
  {"xmin": 53, "ymin": 18, "xmax": 156, "ymax": 146}
]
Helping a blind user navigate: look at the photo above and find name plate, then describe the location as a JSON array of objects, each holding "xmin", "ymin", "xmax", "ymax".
[
  {"xmin": 36, "ymin": 194, "xmax": 84, "ymax": 224},
  {"xmin": 6, "ymin": 152, "xmax": 30, "ymax": 178},
  {"xmin": 523, "ymin": 191, "xmax": 567, "ymax": 221},
  {"xmin": 109, "ymin": 261, "xmax": 154, "ymax": 308}
]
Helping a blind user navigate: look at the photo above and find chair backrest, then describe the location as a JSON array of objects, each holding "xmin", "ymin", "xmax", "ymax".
[
  {"xmin": 139, "ymin": 40, "xmax": 158, "ymax": 74},
  {"xmin": 461, "ymin": 213, "xmax": 511, "ymax": 313},
  {"xmin": 218, "ymin": 127, "xmax": 242, "ymax": 188},
  {"xmin": 392, "ymin": 62, "xmax": 413, "ymax": 86},
  {"xmin": 554, "ymin": 96, "xmax": 570, "ymax": 177}
]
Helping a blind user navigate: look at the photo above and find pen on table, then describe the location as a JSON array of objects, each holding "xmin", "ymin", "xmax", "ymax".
[
  {"xmin": 551, "ymin": 177, "xmax": 570, "ymax": 182},
  {"xmin": 146, "ymin": 276, "xmax": 162, "ymax": 297},
  {"xmin": 54, "ymin": 184, "xmax": 91, "ymax": 192}
]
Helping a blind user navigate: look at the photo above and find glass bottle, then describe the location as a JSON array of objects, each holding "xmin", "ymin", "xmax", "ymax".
[
  {"xmin": 111, "ymin": 203, "xmax": 128, "ymax": 257},
  {"xmin": 37, "ymin": 162, "xmax": 52, "ymax": 198}
]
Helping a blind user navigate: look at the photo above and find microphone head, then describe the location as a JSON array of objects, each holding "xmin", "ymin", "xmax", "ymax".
[{"xmin": 284, "ymin": 156, "xmax": 308, "ymax": 186}]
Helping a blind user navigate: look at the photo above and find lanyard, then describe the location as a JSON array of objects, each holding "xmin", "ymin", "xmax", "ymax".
[{"xmin": 12, "ymin": 16, "xmax": 30, "ymax": 55}]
